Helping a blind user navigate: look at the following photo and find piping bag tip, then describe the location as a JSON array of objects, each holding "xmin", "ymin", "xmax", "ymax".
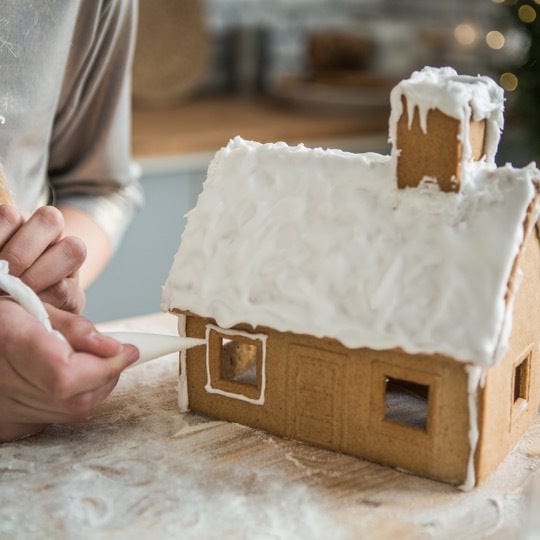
[{"xmin": 102, "ymin": 331, "xmax": 206, "ymax": 368}]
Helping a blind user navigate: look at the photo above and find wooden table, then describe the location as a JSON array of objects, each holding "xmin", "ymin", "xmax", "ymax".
[
  {"xmin": 132, "ymin": 96, "xmax": 388, "ymax": 157},
  {"xmin": 1, "ymin": 313, "xmax": 539, "ymax": 539}
]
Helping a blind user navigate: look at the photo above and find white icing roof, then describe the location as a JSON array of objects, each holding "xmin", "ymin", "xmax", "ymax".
[{"xmin": 162, "ymin": 137, "xmax": 539, "ymax": 366}]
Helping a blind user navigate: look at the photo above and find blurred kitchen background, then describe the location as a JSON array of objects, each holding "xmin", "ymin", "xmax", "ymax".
[{"xmin": 84, "ymin": 0, "xmax": 540, "ymax": 322}]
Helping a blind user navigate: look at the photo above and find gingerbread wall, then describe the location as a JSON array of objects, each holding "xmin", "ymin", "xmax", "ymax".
[
  {"xmin": 179, "ymin": 311, "xmax": 473, "ymax": 485},
  {"xmin": 475, "ymin": 231, "xmax": 540, "ymax": 485}
]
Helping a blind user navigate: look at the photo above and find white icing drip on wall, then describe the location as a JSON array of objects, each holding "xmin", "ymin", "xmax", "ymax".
[
  {"xmin": 162, "ymin": 138, "xmax": 538, "ymax": 367},
  {"xmin": 177, "ymin": 314, "xmax": 189, "ymax": 412},
  {"xmin": 204, "ymin": 324, "xmax": 267, "ymax": 405},
  {"xmin": 460, "ymin": 365, "xmax": 484, "ymax": 491},
  {"xmin": 388, "ymin": 66, "xmax": 505, "ymax": 168}
]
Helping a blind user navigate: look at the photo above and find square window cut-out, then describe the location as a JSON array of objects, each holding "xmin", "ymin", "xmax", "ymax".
[
  {"xmin": 385, "ymin": 377, "xmax": 429, "ymax": 431},
  {"xmin": 221, "ymin": 338, "xmax": 259, "ymax": 387},
  {"xmin": 513, "ymin": 352, "xmax": 531, "ymax": 404}
]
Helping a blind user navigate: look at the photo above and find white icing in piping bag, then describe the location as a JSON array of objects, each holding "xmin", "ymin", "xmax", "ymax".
[
  {"xmin": 0, "ymin": 259, "xmax": 206, "ymax": 365},
  {"xmin": 0, "ymin": 260, "xmax": 52, "ymax": 330},
  {"xmin": 101, "ymin": 332, "xmax": 206, "ymax": 368},
  {"xmin": 0, "ymin": 259, "xmax": 67, "ymax": 343}
]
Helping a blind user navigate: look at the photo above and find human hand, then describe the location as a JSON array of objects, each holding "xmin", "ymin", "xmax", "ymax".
[
  {"xmin": 0, "ymin": 299, "xmax": 139, "ymax": 442},
  {"xmin": 0, "ymin": 204, "xmax": 86, "ymax": 313}
]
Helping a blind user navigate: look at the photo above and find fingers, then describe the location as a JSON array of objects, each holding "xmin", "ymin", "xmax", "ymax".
[
  {"xmin": 38, "ymin": 275, "xmax": 86, "ymax": 314},
  {"xmin": 4, "ymin": 347, "xmax": 136, "ymax": 414},
  {"xmin": 46, "ymin": 304, "xmax": 122, "ymax": 357},
  {"xmin": 63, "ymin": 375, "xmax": 120, "ymax": 420},
  {"xmin": 27, "ymin": 306, "xmax": 138, "ymax": 394},
  {"xmin": 0, "ymin": 422, "xmax": 45, "ymax": 442},
  {"xmin": 21, "ymin": 236, "xmax": 86, "ymax": 293},
  {"xmin": 0, "ymin": 206, "xmax": 64, "ymax": 276},
  {"xmin": 57, "ymin": 347, "xmax": 139, "ymax": 396},
  {"xmin": 1, "ymin": 374, "xmax": 119, "ymax": 424},
  {"xmin": 0, "ymin": 205, "xmax": 24, "ymax": 247},
  {"xmin": 0, "ymin": 300, "xmax": 140, "ymax": 433},
  {"xmin": 0, "ymin": 207, "xmax": 87, "ymax": 313},
  {"xmin": 1, "ymin": 300, "xmax": 138, "ymax": 397}
]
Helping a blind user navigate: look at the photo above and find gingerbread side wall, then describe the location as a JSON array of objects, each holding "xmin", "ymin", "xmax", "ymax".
[
  {"xmin": 180, "ymin": 312, "xmax": 472, "ymax": 485},
  {"xmin": 475, "ymin": 231, "xmax": 540, "ymax": 485}
]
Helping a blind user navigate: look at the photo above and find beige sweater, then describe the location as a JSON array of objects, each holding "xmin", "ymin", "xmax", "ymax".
[{"xmin": 0, "ymin": 0, "xmax": 143, "ymax": 248}]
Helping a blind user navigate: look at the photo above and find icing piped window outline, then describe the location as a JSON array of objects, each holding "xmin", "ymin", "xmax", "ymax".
[{"xmin": 205, "ymin": 324, "xmax": 267, "ymax": 405}]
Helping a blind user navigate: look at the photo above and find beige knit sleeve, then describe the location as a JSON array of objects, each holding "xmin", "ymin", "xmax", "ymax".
[{"xmin": 47, "ymin": 0, "xmax": 144, "ymax": 249}]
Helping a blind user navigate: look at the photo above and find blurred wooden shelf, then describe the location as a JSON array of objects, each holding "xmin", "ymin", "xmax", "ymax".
[{"xmin": 132, "ymin": 95, "xmax": 388, "ymax": 157}]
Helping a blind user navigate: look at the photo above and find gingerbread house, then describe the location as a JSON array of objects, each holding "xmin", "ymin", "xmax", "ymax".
[{"xmin": 162, "ymin": 67, "xmax": 540, "ymax": 488}]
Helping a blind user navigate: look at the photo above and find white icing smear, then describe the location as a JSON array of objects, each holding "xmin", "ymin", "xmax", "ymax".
[
  {"xmin": 389, "ymin": 66, "xmax": 505, "ymax": 165},
  {"xmin": 162, "ymin": 137, "xmax": 539, "ymax": 366}
]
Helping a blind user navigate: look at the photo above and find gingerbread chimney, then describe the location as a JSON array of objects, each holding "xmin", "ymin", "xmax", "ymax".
[{"xmin": 389, "ymin": 67, "xmax": 505, "ymax": 193}]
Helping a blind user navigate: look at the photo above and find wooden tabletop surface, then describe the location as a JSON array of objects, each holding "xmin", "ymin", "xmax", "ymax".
[
  {"xmin": 132, "ymin": 96, "xmax": 388, "ymax": 157},
  {"xmin": 1, "ymin": 312, "xmax": 539, "ymax": 539}
]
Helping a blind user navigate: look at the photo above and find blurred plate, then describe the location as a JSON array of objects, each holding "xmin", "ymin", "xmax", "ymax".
[{"xmin": 269, "ymin": 72, "xmax": 396, "ymax": 115}]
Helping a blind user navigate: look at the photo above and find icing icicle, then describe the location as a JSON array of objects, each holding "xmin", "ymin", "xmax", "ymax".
[
  {"xmin": 389, "ymin": 66, "xmax": 505, "ymax": 168},
  {"xmin": 459, "ymin": 365, "xmax": 484, "ymax": 491},
  {"xmin": 178, "ymin": 314, "xmax": 190, "ymax": 412}
]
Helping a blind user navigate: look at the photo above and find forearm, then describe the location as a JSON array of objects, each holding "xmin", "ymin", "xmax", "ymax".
[{"xmin": 59, "ymin": 205, "xmax": 112, "ymax": 289}]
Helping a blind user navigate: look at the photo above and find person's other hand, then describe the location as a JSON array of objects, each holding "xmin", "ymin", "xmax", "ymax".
[
  {"xmin": 0, "ymin": 300, "xmax": 139, "ymax": 442},
  {"xmin": 0, "ymin": 204, "xmax": 86, "ymax": 313}
]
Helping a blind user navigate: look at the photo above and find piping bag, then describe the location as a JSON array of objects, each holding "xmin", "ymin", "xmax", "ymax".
[
  {"xmin": 0, "ymin": 259, "xmax": 206, "ymax": 369},
  {"xmin": 0, "ymin": 260, "xmax": 205, "ymax": 367},
  {"xmin": 0, "ymin": 178, "xmax": 205, "ymax": 367},
  {"xmin": 101, "ymin": 332, "xmax": 205, "ymax": 367}
]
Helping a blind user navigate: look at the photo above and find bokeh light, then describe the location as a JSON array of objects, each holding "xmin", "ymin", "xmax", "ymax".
[
  {"xmin": 486, "ymin": 30, "xmax": 506, "ymax": 49},
  {"xmin": 500, "ymin": 72, "xmax": 519, "ymax": 91},
  {"xmin": 518, "ymin": 4, "xmax": 537, "ymax": 22},
  {"xmin": 454, "ymin": 23, "xmax": 478, "ymax": 46}
]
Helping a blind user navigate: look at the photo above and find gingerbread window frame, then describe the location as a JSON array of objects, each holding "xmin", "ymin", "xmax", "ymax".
[{"xmin": 204, "ymin": 324, "xmax": 267, "ymax": 405}]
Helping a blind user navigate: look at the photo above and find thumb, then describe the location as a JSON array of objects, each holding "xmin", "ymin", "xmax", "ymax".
[{"xmin": 46, "ymin": 303, "xmax": 123, "ymax": 357}]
